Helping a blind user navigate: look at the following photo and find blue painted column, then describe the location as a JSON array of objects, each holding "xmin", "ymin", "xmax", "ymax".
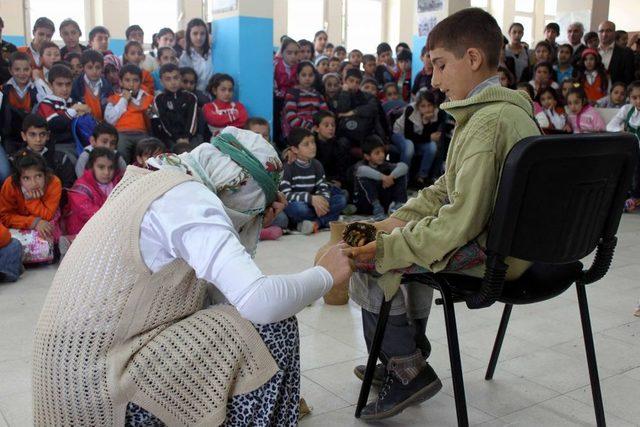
[
  {"xmin": 211, "ymin": 1, "xmax": 274, "ymax": 129},
  {"xmin": 412, "ymin": 35, "xmax": 427, "ymax": 84}
]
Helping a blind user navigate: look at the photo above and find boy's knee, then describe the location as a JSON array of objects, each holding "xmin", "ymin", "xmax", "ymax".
[{"xmin": 331, "ymin": 193, "xmax": 348, "ymax": 210}]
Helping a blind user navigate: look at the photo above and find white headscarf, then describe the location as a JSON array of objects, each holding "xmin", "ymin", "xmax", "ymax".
[{"xmin": 147, "ymin": 127, "xmax": 283, "ymax": 255}]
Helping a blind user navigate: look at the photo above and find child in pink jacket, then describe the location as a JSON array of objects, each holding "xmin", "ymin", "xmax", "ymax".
[
  {"xmin": 566, "ymin": 87, "xmax": 605, "ymax": 133},
  {"xmin": 64, "ymin": 148, "xmax": 122, "ymax": 235}
]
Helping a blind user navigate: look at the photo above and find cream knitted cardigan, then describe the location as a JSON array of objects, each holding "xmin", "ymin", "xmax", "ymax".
[{"xmin": 32, "ymin": 167, "xmax": 278, "ymax": 426}]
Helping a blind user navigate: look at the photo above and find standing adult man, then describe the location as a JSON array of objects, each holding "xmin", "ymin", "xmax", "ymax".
[
  {"xmin": 568, "ymin": 22, "xmax": 586, "ymax": 64},
  {"xmin": 598, "ymin": 20, "xmax": 635, "ymax": 85}
]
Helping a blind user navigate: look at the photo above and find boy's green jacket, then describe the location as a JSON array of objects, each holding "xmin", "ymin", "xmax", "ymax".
[{"xmin": 375, "ymin": 85, "xmax": 540, "ymax": 299}]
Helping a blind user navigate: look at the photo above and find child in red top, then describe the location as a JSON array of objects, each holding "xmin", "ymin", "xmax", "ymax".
[
  {"xmin": 64, "ymin": 148, "xmax": 122, "ymax": 235},
  {"xmin": 0, "ymin": 151, "xmax": 62, "ymax": 243},
  {"xmin": 104, "ymin": 64, "xmax": 154, "ymax": 164},
  {"xmin": 123, "ymin": 41, "xmax": 155, "ymax": 96},
  {"xmin": 202, "ymin": 73, "xmax": 248, "ymax": 136},
  {"xmin": 578, "ymin": 49, "xmax": 609, "ymax": 104}
]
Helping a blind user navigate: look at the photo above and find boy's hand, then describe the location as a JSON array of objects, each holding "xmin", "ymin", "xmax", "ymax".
[
  {"xmin": 35, "ymin": 220, "xmax": 53, "ymax": 240},
  {"xmin": 330, "ymin": 180, "xmax": 342, "ymax": 188},
  {"xmin": 147, "ymin": 104, "xmax": 159, "ymax": 118},
  {"xmin": 262, "ymin": 192, "xmax": 287, "ymax": 227},
  {"xmin": 339, "ymin": 110, "xmax": 355, "ymax": 118},
  {"xmin": 122, "ymin": 90, "xmax": 132, "ymax": 102},
  {"xmin": 374, "ymin": 217, "xmax": 408, "ymax": 234},
  {"xmin": 343, "ymin": 240, "xmax": 377, "ymax": 262},
  {"xmin": 176, "ymin": 137, "xmax": 189, "ymax": 144},
  {"xmin": 381, "ymin": 174, "xmax": 394, "ymax": 189},
  {"xmin": 311, "ymin": 195, "xmax": 330, "ymax": 217},
  {"xmin": 32, "ymin": 69, "xmax": 44, "ymax": 80},
  {"xmin": 430, "ymin": 131, "xmax": 441, "ymax": 142},
  {"xmin": 317, "ymin": 244, "xmax": 354, "ymax": 287},
  {"xmin": 282, "ymin": 147, "xmax": 296, "ymax": 164}
]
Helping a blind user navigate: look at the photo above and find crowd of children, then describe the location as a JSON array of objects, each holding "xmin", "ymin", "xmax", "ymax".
[{"xmin": 0, "ymin": 12, "xmax": 639, "ymax": 305}]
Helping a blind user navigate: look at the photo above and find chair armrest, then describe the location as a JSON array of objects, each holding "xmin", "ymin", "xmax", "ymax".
[
  {"xmin": 578, "ymin": 236, "xmax": 617, "ymax": 285},
  {"xmin": 465, "ymin": 251, "xmax": 508, "ymax": 309}
]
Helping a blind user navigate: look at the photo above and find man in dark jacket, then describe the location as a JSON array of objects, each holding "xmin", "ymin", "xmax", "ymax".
[{"xmin": 598, "ymin": 20, "xmax": 635, "ymax": 85}]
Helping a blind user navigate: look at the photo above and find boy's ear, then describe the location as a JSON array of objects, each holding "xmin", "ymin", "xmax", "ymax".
[
  {"xmin": 466, "ymin": 47, "xmax": 485, "ymax": 71},
  {"xmin": 20, "ymin": 131, "xmax": 27, "ymax": 142},
  {"xmin": 312, "ymin": 125, "xmax": 318, "ymax": 132},
  {"xmin": 89, "ymin": 136, "xmax": 96, "ymax": 146}
]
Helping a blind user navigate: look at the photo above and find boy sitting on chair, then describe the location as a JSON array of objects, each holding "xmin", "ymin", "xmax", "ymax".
[{"xmin": 346, "ymin": 8, "xmax": 540, "ymax": 420}]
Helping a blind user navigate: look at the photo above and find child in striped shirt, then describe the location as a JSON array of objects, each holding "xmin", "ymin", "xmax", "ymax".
[
  {"xmin": 277, "ymin": 128, "xmax": 346, "ymax": 234},
  {"xmin": 282, "ymin": 61, "xmax": 328, "ymax": 140}
]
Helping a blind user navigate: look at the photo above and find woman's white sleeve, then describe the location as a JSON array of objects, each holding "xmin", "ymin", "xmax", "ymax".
[{"xmin": 141, "ymin": 182, "xmax": 333, "ymax": 324}]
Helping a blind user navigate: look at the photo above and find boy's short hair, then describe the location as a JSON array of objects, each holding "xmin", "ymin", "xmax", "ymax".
[
  {"xmin": 9, "ymin": 51, "xmax": 31, "ymax": 68},
  {"xmin": 558, "ymin": 43, "xmax": 574, "ymax": 54},
  {"xmin": 421, "ymin": 45, "xmax": 429, "ymax": 57},
  {"xmin": 245, "ymin": 117, "xmax": 270, "ymax": 128},
  {"xmin": 415, "ymin": 88, "xmax": 437, "ymax": 106},
  {"xmin": 362, "ymin": 135, "xmax": 385, "ymax": 155},
  {"xmin": 383, "ymin": 82, "xmax": 398, "ymax": 93},
  {"xmin": 179, "ymin": 66, "xmax": 198, "ymax": 82},
  {"xmin": 329, "ymin": 56, "xmax": 341, "ymax": 64},
  {"xmin": 376, "ymin": 42, "xmax": 392, "ymax": 56},
  {"xmin": 48, "ymin": 64, "xmax": 73, "ymax": 84},
  {"xmin": 396, "ymin": 42, "xmax": 410, "ymax": 51},
  {"xmin": 125, "ymin": 24, "xmax": 143, "ymax": 39},
  {"xmin": 349, "ymin": 49, "xmax": 363, "ymax": 56},
  {"xmin": 288, "ymin": 127, "xmax": 314, "ymax": 147},
  {"xmin": 627, "ymin": 80, "xmax": 640, "ymax": 94},
  {"xmin": 426, "ymin": 7, "xmax": 502, "ymax": 69},
  {"xmin": 33, "ymin": 17, "xmax": 55, "ymax": 34},
  {"xmin": 545, "ymin": 22, "xmax": 560, "ymax": 35},
  {"xmin": 322, "ymin": 72, "xmax": 341, "ymax": 84},
  {"xmin": 534, "ymin": 61, "xmax": 553, "ymax": 74},
  {"xmin": 615, "ymin": 30, "xmax": 628, "ymax": 42},
  {"xmin": 534, "ymin": 40, "xmax": 552, "ymax": 53},
  {"xmin": 362, "ymin": 54, "xmax": 376, "ymax": 64},
  {"xmin": 59, "ymin": 18, "xmax": 81, "ymax": 34},
  {"xmin": 516, "ymin": 82, "xmax": 535, "ymax": 99},
  {"xmin": 334, "ymin": 45, "xmax": 346, "ymax": 54},
  {"xmin": 89, "ymin": 26, "xmax": 110, "ymax": 41},
  {"xmin": 92, "ymin": 121, "xmax": 119, "ymax": 142},
  {"xmin": 159, "ymin": 63, "xmax": 180, "ymax": 77},
  {"xmin": 361, "ymin": 77, "xmax": 377, "ymax": 87},
  {"xmin": 80, "ymin": 49, "xmax": 104, "ymax": 66},
  {"xmin": 584, "ymin": 31, "xmax": 598, "ymax": 43},
  {"xmin": 157, "ymin": 27, "xmax": 175, "ymax": 38},
  {"xmin": 313, "ymin": 110, "xmax": 335, "ymax": 126},
  {"xmin": 21, "ymin": 114, "xmax": 48, "ymax": 132},
  {"xmin": 397, "ymin": 49, "xmax": 412, "ymax": 62},
  {"xmin": 157, "ymin": 46, "xmax": 174, "ymax": 59},
  {"xmin": 346, "ymin": 68, "xmax": 363, "ymax": 81},
  {"xmin": 65, "ymin": 52, "xmax": 81, "ymax": 62},
  {"xmin": 119, "ymin": 63, "xmax": 142, "ymax": 80},
  {"xmin": 135, "ymin": 137, "xmax": 166, "ymax": 157},
  {"xmin": 38, "ymin": 41, "xmax": 59, "ymax": 57},
  {"xmin": 87, "ymin": 147, "xmax": 117, "ymax": 169},
  {"xmin": 326, "ymin": 42, "xmax": 334, "ymax": 49}
]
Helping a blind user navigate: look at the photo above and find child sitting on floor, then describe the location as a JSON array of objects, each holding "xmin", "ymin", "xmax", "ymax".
[
  {"xmin": 132, "ymin": 137, "xmax": 165, "ymax": 168},
  {"xmin": 596, "ymin": 81, "xmax": 627, "ymax": 108},
  {"xmin": 0, "ymin": 151, "xmax": 62, "ymax": 263},
  {"xmin": 19, "ymin": 114, "xmax": 75, "ymax": 189},
  {"xmin": 151, "ymin": 46, "xmax": 178, "ymax": 93},
  {"xmin": 245, "ymin": 117, "xmax": 271, "ymax": 143},
  {"xmin": 277, "ymin": 128, "xmax": 346, "ymax": 234},
  {"xmin": 33, "ymin": 41, "xmax": 61, "ymax": 101},
  {"xmin": 70, "ymin": 49, "xmax": 114, "ymax": 121},
  {"xmin": 75, "ymin": 121, "xmax": 126, "ymax": 177},
  {"xmin": 354, "ymin": 135, "xmax": 408, "ymax": 219},
  {"xmin": 122, "ymin": 41, "xmax": 155, "ymax": 96},
  {"xmin": 566, "ymin": 87, "xmax": 605, "ymax": 133},
  {"xmin": 202, "ymin": 73, "xmax": 248, "ymax": 137},
  {"xmin": 64, "ymin": 148, "xmax": 122, "ymax": 235}
]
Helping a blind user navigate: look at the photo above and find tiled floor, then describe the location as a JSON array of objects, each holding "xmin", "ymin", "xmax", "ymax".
[{"xmin": 1, "ymin": 215, "xmax": 640, "ymax": 426}]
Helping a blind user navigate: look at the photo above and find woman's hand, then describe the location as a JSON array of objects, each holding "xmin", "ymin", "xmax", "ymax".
[
  {"xmin": 262, "ymin": 192, "xmax": 287, "ymax": 227},
  {"xmin": 317, "ymin": 244, "xmax": 354, "ymax": 287},
  {"xmin": 374, "ymin": 217, "xmax": 408, "ymax": 234}
]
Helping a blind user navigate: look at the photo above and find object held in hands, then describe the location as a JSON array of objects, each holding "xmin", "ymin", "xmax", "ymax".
[{"xmin": 342, "ymin": 222, "xmax": 377, "ymax": 248}]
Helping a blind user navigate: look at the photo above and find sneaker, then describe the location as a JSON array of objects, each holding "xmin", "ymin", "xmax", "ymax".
[
  {"xmin": 297, "ymin": 220, "xmax": 318, "ymax": 235},
  {"xmin": 360, "ymin": 363, "xmax": 442, "ymax": 421},
  {"xmin": 354, "ymin": 363, "xmax": 386, "ymax": 388},
  {"xmin": 259, "ymin": 225, "xmax": 283, "ymax": 241},
  {"xmin": 342, "ymin": 204, "xmax": 357, "ymax": 215}
]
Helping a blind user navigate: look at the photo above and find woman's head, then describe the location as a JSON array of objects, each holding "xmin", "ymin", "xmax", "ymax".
[
  {"xmin": 536, "ymin": 87, "xmax": 560, "ymax": 110},
  {"xmin": 88, "ymin": 147, "xmax": 117, "ymax": 184},
  {"xmin": 207, "ymin": 73, "xmax": 234, "ymax": 102},
  {"xmin": 508, "ymin": 23, "xmax": 524, "ymax": 43},
  {"xmin": 296, "ymin": 61, "xmax": 316, "ymax": 88},
  {"xmin": 415, "ymin": 89, "xmax": 436, "ymax": 118},
  {"xmin": 566, "ymin": 87, "xmax": 588, "ymax": 113},
  {"xmin": 12, "ymin": 150, "xmax": 48, "ymax": 192},
  {"xmin": 610, "ymin": 81, "xmax": 627, "ymax": 105},
  {"xmin": 185, "ymin": 18, "xmax": 210, "ymax": 57},
  {"xmin": 313, "ymin": 30, "xmax": 327, "ymax": 53},
  {"xmin": 123, "ymin": 41, "xmax": 144, "ymax": 65},
  {"xmin": 280, "ymin": 37, "xmax": 299, "ymax": 66}
]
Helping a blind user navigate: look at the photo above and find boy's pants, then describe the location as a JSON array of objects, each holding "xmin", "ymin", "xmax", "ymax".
[
  {"xmin": 283, "ymin": 187, "xmax": 347, "ymax": 228},
  {"xmin": 118, "ymin": 132, "xmax": 148, "ymax": 165},
  {"xmin": 350, "ymin": 272, "xmax": 434, "ymax": 364},
  {"xmin": 355, "ymin": 175, "xmax": 408, "ymax": 214}
]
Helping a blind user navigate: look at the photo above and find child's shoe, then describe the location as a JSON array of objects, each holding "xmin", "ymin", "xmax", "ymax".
[
  {"xmin": 372, "ymin": 201, "xmax": 386, "ymax": 221},
  {"xmin": 297, "ymin": 220, "xmax": 319, "ymax": 235},
  {"xmin": 259, "ymin": 225, "xmax": 283, "ymax": 241},
  {"xmin": 624, "ymin": 198, "xmax": 640, "ymax": 212}
]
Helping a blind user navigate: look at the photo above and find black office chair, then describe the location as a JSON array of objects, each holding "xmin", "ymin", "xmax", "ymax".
[{"xmin": 355, "ymin": 133, "xmax": 638, "ymax": 426}]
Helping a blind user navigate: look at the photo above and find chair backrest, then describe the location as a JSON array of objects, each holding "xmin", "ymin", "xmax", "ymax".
[
  {"xmin": 595, "ymin": 107, "xmax": 619, "ymax": 125},
  {"xmin": 487, "ymin": 132, "xmax": 637, "ymax": 264}
]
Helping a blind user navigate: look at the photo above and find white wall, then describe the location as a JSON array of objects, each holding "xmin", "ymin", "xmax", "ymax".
[{"xmin": 609, "ymin": 0, "xmax": 640, "ymax": 32}]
